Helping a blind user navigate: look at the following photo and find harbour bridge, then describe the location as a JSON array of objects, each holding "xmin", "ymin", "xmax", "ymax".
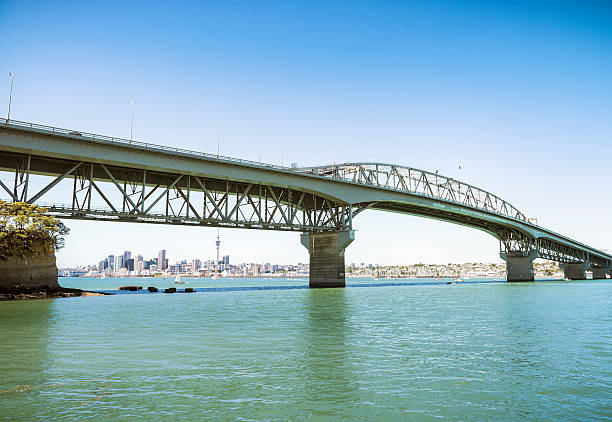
[{"xmin": 1, "ymin": 118, "xmax": 610, "ymax": 287}]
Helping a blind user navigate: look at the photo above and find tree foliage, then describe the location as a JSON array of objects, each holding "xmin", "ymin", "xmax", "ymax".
[{"xmin": 0, "ymin": 201, "xmax": 70, "ymax": 259}]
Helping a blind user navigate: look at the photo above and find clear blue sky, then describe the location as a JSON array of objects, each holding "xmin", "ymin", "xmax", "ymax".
[{"xmin": 1, "ymin": 0, "xmax": 611, "ymax": 266}]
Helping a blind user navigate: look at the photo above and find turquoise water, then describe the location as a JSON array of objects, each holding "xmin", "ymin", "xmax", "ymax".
[{"xmin": 0, "ymin": 277, "xmax": 610, "ymax": 420}]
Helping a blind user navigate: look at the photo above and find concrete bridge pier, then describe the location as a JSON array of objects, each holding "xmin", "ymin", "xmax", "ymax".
[
  {"xmin": 591, "ymin": 267, "xmax": 610, "ymax": 279},
  {"xmin": 561, "ymin": 263, "xmax": 588, "ymax": 280},
  {"xmin": 301, "ymin": 230, "xmax": 355, "ymax": 288},
  {"xmin": 500, "ymin": 251, "xmax": 536, "ymax": 282}
]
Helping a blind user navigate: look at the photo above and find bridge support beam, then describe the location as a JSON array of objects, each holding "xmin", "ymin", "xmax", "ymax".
[
  {"xmin": 561, "ymin": 263, "xmax": 588, "ymax": 280},
  {"xmin": 301, "ymin": 230, "xmax": 354, "ymax": 288},
  {"xmin": 500, "ymin": 252, "xmax": 536, "ymax": 282}
]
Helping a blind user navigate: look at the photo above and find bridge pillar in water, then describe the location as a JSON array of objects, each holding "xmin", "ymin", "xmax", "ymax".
[
  {"xmin": 591, "ymin": 267, "xmax": 610, "ymax": 280},
  {"xmin": 500, "ymin": 252, "xmax": 536, "ymax": 282},
  {"xmin": 561, "ymin": 263, "xmax": 588, "ymax": 280},
  {"xmin": 301, "ymin": 230, "xmax": 355, "ymax": 288}
]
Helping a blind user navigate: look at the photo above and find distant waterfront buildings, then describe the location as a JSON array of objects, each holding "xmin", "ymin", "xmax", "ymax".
[{"xmin": 63, "ymin": 256, "xmax": 567, "ymax": 280}]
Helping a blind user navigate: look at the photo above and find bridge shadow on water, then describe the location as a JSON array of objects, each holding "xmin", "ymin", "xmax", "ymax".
[{"xmin": 100, "ymin": 279, "xmax": 507, "ymax": 295}]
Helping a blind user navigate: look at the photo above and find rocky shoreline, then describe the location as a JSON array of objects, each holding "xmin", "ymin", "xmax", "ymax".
[{"xmin": 0, "ymin": 287, "xmax": 109, "ymax": 301}]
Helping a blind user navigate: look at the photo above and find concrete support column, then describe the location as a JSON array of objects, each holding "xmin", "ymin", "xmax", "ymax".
[
  {"xmin": 591, "ymin": 268, "xmax": 610, "ymax": 279},
  {"xmin": 561, "ymin": 263, "xmax": 588, "ymax": 280},
  {"xmin": 500, "ymin": 252, "xmax": 536, "ymax": 282},
  {"xmin": 301, "ymin": 230, "xmax": 354, "ymax": 288}
]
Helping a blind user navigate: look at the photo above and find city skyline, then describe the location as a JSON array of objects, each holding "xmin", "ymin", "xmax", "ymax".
[{"xmin": 2, "ymin": 1, "xmax": 611, "ymax": 267}]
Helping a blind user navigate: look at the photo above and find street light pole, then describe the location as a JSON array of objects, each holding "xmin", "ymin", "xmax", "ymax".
[
  {"xmin": 7, "ymin": 73, "xmax": 15, "ymax": 123},
  {"xmin": 126, "ymin": 100, "xmax": 134, "ymax": 143},
  {"xmin": 209, "ymin": 121, "xmax": 220, "ymax": 158},
  {"xmin": 274, "ymin": 136, "xmax": 284, "ymax": 167}
]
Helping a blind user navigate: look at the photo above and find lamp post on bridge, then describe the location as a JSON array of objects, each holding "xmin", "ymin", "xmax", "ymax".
[
  {"xmin": 6, "ymin": 72, "xmax": 15, "ymax": 123},
  {"xmin": 274, "ymin": 136, "xmax": 284, "ymax": 168},
  {"xmin": 126, "ymin": 100, "xmax": 134, "ymax": 143},
  {"xmin": 209, "ymin": 120, "xmax": 220, "ymax": 158}
]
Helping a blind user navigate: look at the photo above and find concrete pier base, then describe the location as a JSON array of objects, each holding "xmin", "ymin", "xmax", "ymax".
[
  {"xmin": 301, "ymin": 230, "xmax": 354, "ymax": 288},
  {"xmin": 591, "ymin": 268, "xmax": 609, "ymax": 279},
  {"xmin": 500, "ymin": 252, "xmax": 536, "ymax": 282},
  {"xmin": 561, "ymin": 263, "xmax": 588, "ymax": 280}
]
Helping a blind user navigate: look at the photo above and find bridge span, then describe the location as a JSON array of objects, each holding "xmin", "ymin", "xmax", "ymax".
[{"xmin": 1, "ymin": 118, "xmax": 610, "ymax": 286}]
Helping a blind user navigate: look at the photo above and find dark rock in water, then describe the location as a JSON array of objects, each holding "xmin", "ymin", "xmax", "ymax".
[
  {"xmin": 184, "ymin": 288, "xmax": 194, "ymax": 293},
  {"xmin": 0, "ymin": 286, "xmax": 109, "ymax": 301},
  {"xmin": 118, "ymin": 286, "xmax": 140, "ymax": 291},
  {"xmin": 147, "ymin": 286, "xmax": 158, "ymax": 292},
  {"xmin": 164, "ymin": 288, "xmax": 176, "ymax": 293}
]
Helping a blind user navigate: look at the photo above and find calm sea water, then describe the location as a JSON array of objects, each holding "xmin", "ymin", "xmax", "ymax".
[{"xmin": 0, "ymin": 277, "xmax": 610, "ymax": 421}]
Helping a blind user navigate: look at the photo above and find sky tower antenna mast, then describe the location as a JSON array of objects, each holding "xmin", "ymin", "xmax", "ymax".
[{"xmin": 215, "ymin": 229, "xmax": 220, "ymax": 273}]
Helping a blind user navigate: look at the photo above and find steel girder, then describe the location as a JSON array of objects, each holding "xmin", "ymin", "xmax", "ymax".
[
  {"xmin": 298, "ymin": 163, "xmax": 527, "ymax": 221},
  {"xmin": 0, "ymin": 152, "xmax": 353, "ymax": 232}
]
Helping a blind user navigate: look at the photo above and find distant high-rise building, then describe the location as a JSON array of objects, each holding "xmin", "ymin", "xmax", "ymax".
[
  {"xmin": 158, "ymin": 250, "xmax": 167, "ymax": 270},
  {"xmin": 123, "ymin": 251, "xmax": 131, "ymax": 268},
  {"xmin": 107, "ymin": 255, "xmax": 115, "ymax": 271},
  {"xmin": 223, "ymin": 255, "xmax": 230, "ymax": 266},
  {"xmin": 126, "ymin": 258, "xmax": 135, "ymax": 271},
  {"xmin": 215, "ymin": 232, "xmax": 220, "ymax": 271},
  {"xmin": 137, "ymin": 254, "xmax": 143, "ymax": 263},
  {"xmin": 113, "ymin": 255, "xmax": 123, "ymax": 274},
  {"xmin": 191, "ymin": 259, "xmax": 201, "ymax": 272}
]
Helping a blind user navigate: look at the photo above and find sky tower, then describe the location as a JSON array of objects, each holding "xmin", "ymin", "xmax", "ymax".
[{"xmin": 215, "ymin": 230, "xmax": 220, "ymax": 272}]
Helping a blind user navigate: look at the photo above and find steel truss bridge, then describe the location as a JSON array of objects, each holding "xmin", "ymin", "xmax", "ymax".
[{"xmin": 0, "ymin": 118, "xmax": 610, "ymax": 283}]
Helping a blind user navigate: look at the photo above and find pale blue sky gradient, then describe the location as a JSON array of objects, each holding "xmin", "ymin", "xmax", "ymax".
[{"xmin": 1, "ymin": 0, "xmax": 611, "ymax": 266}]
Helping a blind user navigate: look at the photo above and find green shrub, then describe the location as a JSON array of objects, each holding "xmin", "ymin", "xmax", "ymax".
[{"xmin": 0, "ymin": 201, "xmax": 69, "ymax": 259}]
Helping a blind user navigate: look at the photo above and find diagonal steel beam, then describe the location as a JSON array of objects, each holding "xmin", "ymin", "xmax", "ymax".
[
  {"xmin": 100, "ymin": 164, "xmax": 140, "ymax": 214},
  {"xmin": 0, "ymin": 179, "xmax": 17, "ymax": 201},
  {"xmin": 91, "ymin": 181, "xmax": 118, "ymax": 213},
  {"xmin": 227, "ymin": 184, "xmax": 252, "ymax": 221},
  {"xmin": 267, "ymin": 186, "xmax": 289, "ymax": 224},
  {"xmin": 28, "ymin": 162, "xmax": 82, "ymax": 203},
  {"xmin": 289, "ymin": 192, "xmax": 305, "ymax": 224},
  {"xmin": 194, "ymin": 177, "xmax": 225, "ymax": 220},
  {"xmin": 145, "ymin": 175, "xmax": 184, "ymax": 214},
  {"xmin": 175, "ymin": 185, "xmax": 201, "ymax": 219}
]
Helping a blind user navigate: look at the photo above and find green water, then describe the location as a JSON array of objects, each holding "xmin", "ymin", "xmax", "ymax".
[{"xmin": 0, "ymin": 278, "xmax": 610, "ymax": 421}]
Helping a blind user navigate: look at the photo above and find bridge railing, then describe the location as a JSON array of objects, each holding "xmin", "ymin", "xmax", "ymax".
[
  {"xmin": 1, "ymin": 118, "xmax": 287, "ymax": 171},
  {"xmin": 296, "ymin": 163, "xmax": 528, "ymax": 222}
]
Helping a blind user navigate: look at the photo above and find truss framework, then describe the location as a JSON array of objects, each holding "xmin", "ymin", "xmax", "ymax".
[
  {"xmin": 0, "ymin": 153, "xmax": 355, "ymax": 232},
  {"xmin": 299, "ymin": 163, "xmax": 528, "ymax": 221},
  {"xmin": 497, "ymin": 230, "xmax": 610, "ymax": 267},
  {"xmin": 0, "ymin": 152, "xmax": 609, "ymax": 267}
]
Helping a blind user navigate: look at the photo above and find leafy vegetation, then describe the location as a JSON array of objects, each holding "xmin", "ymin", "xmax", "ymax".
[{"xmin": 0, "ymin": 201, "xmax": 69, "ymax": 259}]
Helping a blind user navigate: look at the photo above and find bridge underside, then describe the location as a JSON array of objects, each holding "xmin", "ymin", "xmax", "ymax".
[
  {"xmin": 368, "ymin": 202, "xmax": 611, "ymax": 282},
  {"xmin": 0, "ymin": 151, "xmax": 358, "ymax": 232}
]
